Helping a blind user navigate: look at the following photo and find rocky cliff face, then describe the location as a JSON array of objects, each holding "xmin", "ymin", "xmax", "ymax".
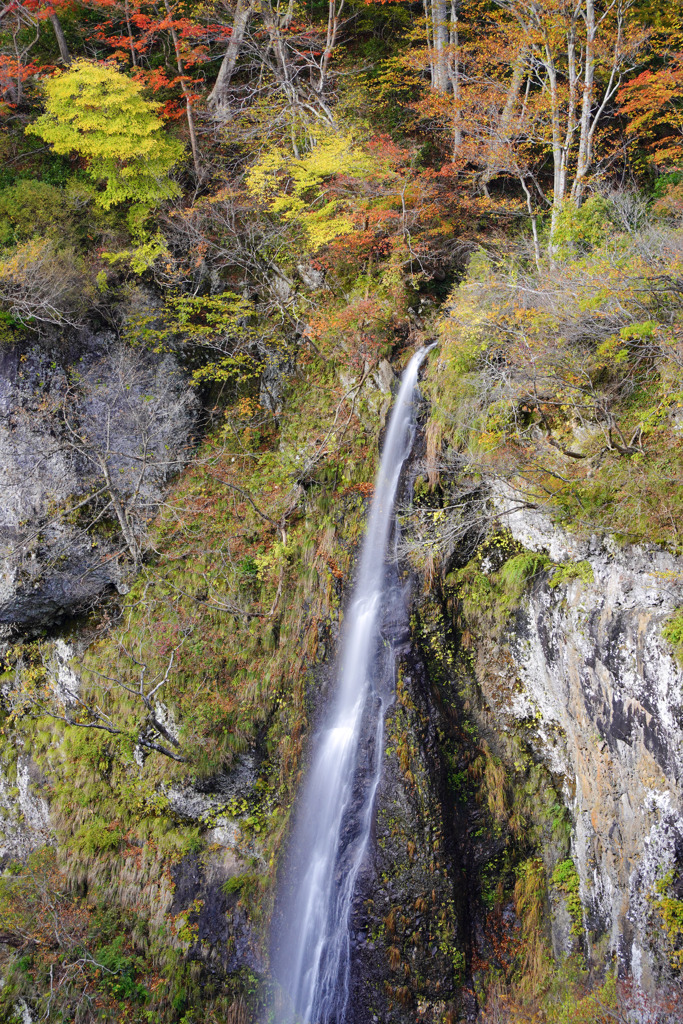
[
  {"xmin": 463, "ymin": 491, "xmax": 683, "ymax": 987},
  {"xmin": 0, "ymin": 334, "xmax": 197, "ymax": 635},
  {"xmin": 3, "ymin": 347, "xmax": 683, "ymax": 1020}
]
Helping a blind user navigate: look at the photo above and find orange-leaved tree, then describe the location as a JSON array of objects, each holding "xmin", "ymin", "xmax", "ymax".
[
  {"xmin": 373, "ymin": 0, "xmax": 645, "ymax": 251},
  {"xmin": 618, "ymin": 49, "xmax": 683, "ymax": 169}
]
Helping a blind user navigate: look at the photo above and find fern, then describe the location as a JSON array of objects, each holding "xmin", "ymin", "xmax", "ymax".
[
  {"xmin": 74, "ymin": 817, "xmax": 123, "ymax": 855},
  {"xmin": 551, "ymin": 858, "xmax": 584, "ymax": 936},
  {"xmin": 499, "ymin": 552, "xmax": 550, "ymax": 600}
]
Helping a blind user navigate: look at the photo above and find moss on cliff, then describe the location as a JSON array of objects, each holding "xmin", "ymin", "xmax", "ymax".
[
  {"xmin": 405, "ymin": 570, "xmax": 572, "ymax": 1011},
  {"xmin": 400, "ymin": 516, "xmax": 619, "ymax": 1020},
  {"xmin": 662, "ymin": 609, "xmax": 683, "ymax": 666},
  {"xmin": 0, "ymin": 346, "xmax": 397, "ymax": 1021}
]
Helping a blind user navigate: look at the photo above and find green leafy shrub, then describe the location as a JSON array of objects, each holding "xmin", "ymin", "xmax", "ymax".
[
  {"xmin": 551, "ymin": 858, "xmax": 583, "ymax": 936},
  {"xmin": 553, "ymin": 195, "xmax": 613, "ymax": 257},
  {"xmin": 654, "ymin": 869, "xmax": 683, "ymax": 969},
  {"xmin": 662, "ymin": 610, "xmax": 683, "ymax": 664},
  {"xmin": 95, "ymin": 936, "xmax": 148, "ymax": 1002},
  {"xmin": 26, "ymin": 60, "xmax": 182, "ymax": 212},
  {"xmin": 0, "ymin": 180, "xmax": 69, "ymax": 245},
  {"xmin": 549, "ymin": 561, "xmax": 594, "ymax": 589}
]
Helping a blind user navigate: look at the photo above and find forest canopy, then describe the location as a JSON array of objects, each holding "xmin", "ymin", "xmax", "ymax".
[{"xmin": 1, "ymin": 0, "xmax": 682, "ymax": 535}]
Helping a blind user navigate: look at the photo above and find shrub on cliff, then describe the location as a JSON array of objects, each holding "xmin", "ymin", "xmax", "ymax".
[
  {"xmin": 662, "ymin": 610, "xmax": 683, "ymax": 665},
  {"xmin": 425, "ymin": 209, "xmax": 683, "ymax": 548},
  {"xmin": 0, "ymin": 237, "xmax": 93, "ymax": 328}
]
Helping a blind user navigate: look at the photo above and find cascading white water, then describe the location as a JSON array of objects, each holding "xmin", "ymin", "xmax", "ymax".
[{"xmin": 272, "ymin": 346, "xmax": 432, "ymax": 1024}]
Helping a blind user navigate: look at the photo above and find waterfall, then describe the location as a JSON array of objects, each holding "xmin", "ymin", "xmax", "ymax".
[{"xmin": 272, "ymin": 346, "xmax": 432, "ymax": 1024}]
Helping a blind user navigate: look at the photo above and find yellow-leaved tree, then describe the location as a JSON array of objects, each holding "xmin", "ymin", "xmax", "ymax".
[
  {"xmin": 245, "ymin": 131, "xmax": 374, "ymax": 251},
  {"xmin": 26, "ymin": 60, "xmax": 183, "ymax": 212}
]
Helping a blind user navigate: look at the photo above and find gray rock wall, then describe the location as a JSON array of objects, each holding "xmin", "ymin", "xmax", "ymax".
[
  {"xmin": 0, "ymin": 755, "xmax": 51, "ymax": 862},
  {"xmin": 0, "ymin": 336, "xmax": 197, "ymax": 633},
  {"xmin": 480, "ymin": 494, "xmax": 683, "ymax": 983}
]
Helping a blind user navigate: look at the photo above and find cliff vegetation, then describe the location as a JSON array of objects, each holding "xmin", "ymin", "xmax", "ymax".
[{"xmin": 1, "ymin": 0, "xmax": 683, "ymax": 1020}]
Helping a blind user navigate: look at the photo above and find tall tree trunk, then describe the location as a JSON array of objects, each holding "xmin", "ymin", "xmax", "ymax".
[
  {"xmin": 574, "ymin": 0, "xmax": 595, "ymax": 202},
  {"xmin": 48, "ymin": 10, "xmax": 70, "ymax": 64},
  {"xmin": 545, "ymin": 14, "xmax": 578, "ymax": 251},
  {"xmin": 432, "ymin": 0, "xmax": 449, "ymax": 92},
  {"xmin": 448, "ymin": 0, "xmax": 462, "ymax": 159},
  {"xmin": 573, "ymin": 0, "xmax": 626, "ymax": 205},
  {"xmin": 422, "ymin": 0, "xmax": 435, "ymax": 89},
  {"xmin": 545, "ymin": 55, "xmax": 565, "ymax": 249},
  {"xmin": 259, "ymin": 0, "xmax": 295, "ymax": 105},
  {"xmin": 163, "ymin": 0, "xmax": 202, "ymax": 179},
  {"xmin": 571, "ymin": 0, "xmax": 624, "ymax": 206},
  {"xmin": 207, "ymin": 0, "xmax": 255, "ymax": 109}
]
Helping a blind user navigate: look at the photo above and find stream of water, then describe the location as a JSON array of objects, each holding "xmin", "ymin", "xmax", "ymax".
[{"xmin": 272, "ymin": 347, "xmax": 431, "ymax": 1024}]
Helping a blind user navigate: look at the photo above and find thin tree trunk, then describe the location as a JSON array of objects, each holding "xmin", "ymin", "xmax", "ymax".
[
  {"xmin": 316, "ymin": 0, "xmax": 344, "ymax": 94},
  {"xmin": 571, "ymin": 0, "xmax": 624, "ymax": 205},
  {"xmin": 544, "ymin": 27, "xmax": 574, "ymax": 249},
  {"xmin": 520, "ymin": 175, "xmax": 541, "ymax": 272},
  {"xmin": 277, "ymin": 0, "xmax": 294, "ymax": 29},
  {"xmin": 483, "ymin": 44, "xmax": 527, "ymax": 184},
  {"xmin": 573, "ymin": 0, "xmax": 595, "ymax": 202},
  {"xmin": 13, "ymin": 30, "xmax": 23, "ymax": 105},
  {"xmin": 98, "ymin": 456, "xmax": 141, "ymax": 567},
  {"xmin": 259, "ymin": 0, "xmax": 296, "ymax": 112},
  {"xmin": 549, "ymin": 13, "xmax": 578, "ymax": 243},
  {"xmin": 207, "ymin": 0, "xmax": 255, "ymax": 109},
  {"xmin": 422, "ymin": 0, "xmax": 435, "ymax": 88},
  {"xmin": 448, "ymin": 0, "xmax": 462, "ymax": 160},
  {"xmin": 163, "ymin": 0, "xmax": 202, "ymax": 179},
  {"xmin": 48, "ymin": 10, "xmax": 70, "ymax": 64},
  {"xmin": 124, "ymin": 0, "xmax": 137, "ymax": 66},
  {"xmin": 564, "ymin": 15, "xmax": 579, "ymax": 173},
  {"xmin": 545, "ymin": 55, "xmax": 564, "ymax": 247}
]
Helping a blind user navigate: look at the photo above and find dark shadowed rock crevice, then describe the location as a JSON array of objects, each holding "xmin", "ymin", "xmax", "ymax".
[{"xmin": 171, "ymin": 851, "xmax": 266, "ymax": 975}]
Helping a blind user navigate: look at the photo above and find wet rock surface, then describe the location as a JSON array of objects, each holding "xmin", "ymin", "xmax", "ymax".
[
  {"xmin": 172, "ymin": 850, "xmax": 266, "ymax": 975},
  {"xmin": 343, "ymin": 560, "xmax": 465, "ymax": 1024},
  {"xmin": 348, "ymin": 655, "xmax": 463, "ymax": 1024}
]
